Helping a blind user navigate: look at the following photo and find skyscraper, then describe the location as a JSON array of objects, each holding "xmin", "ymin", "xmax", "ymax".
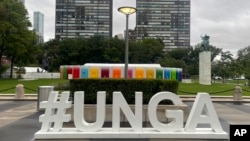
[
  {"xmin": 55, "ymin": 0, "xmax": 113, "ymax": 40},
  {"xmin": 136, "ymin": 0, "xmax": 190, "ymax": 51},
  {"xmin": 33, "ymin": 11, "xmax": 44, "ymax": 43}
]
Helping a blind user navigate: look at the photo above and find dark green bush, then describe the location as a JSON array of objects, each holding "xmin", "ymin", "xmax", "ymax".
[
  {"xmin": 54, "ymin": 81, "xmax": 70, "ymax": 91},
  {"xmin": 69, "ymin": 79, "xmax": 179, "ymax": 104}
]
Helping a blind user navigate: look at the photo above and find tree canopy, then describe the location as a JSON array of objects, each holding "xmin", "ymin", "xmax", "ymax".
[
  {"xmin": 38, "ymin": 36, "xmax": 165, "ymax": 72},
  {"xmin": 0, "ymin": 0, "xmax": 38, "ymax": 77}
]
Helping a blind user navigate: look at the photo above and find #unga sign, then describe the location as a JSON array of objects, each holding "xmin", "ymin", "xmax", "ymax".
[{"xmin": 34, "ymin": 91, "xmax": 228, "ymax": 140}]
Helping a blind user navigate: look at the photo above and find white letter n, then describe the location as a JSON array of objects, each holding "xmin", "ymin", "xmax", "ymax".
[{"xmin": 112, "ymin": 92, "xmax": 142, "ymax": 132}]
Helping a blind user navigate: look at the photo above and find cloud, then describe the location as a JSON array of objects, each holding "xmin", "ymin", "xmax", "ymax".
[
  {"xmin": 25, "ymin": 0, "xmax": 250, "ymax": 56},
  {"xmin": 26, "ymin": 0, "xmax": 55, "ymax": 41},
  {"xmin": 191, "ymin": 0, "xmax": 250, "ymax": 56}
]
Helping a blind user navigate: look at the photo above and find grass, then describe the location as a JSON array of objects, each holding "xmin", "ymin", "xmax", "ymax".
[
  {"xmin": 0, "ymin": 79, "xmax": 68, "ymax": 94},
  {"xmin": 0, "ymin": 78, "xmax": 250, "ymax": 96},
  {"xmin": 178, "ymin": 79, "xmax": 250, "ymax": 96}
]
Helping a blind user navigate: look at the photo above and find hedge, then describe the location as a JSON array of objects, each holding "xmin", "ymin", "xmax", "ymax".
[{"xmin": 69, "ymin": 79, "xmax": 179, "ymax": 104}]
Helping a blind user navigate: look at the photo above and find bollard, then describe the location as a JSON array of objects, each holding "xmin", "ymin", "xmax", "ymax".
[
  {"xmin": 233, "ymin": 86, "xmax": 242, "ymax": 101},
  {"xmin": 15, "ymin": 84, "xmax": 25, "ymax": 99},
  {"xmin": 37, "ymin": 86, "xmax": 54, "ymax": 111}
]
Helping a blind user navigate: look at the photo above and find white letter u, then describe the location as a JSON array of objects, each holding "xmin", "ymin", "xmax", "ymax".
[{"xmin": 74, "ymin": 91, "xmax": 106, "ymax": 132}]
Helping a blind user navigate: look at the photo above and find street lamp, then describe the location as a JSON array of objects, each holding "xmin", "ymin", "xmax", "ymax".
[{"xmin": 118, "ymin": 6, "xmax": 137, "ymax": 78}]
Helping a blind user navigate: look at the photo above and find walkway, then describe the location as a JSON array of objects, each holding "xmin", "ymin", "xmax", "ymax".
[{"xmin": 1, "ymin": 95, "xmax": 250, "ymax": 141}]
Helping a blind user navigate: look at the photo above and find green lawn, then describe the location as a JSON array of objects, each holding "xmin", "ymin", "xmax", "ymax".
[
  {"xmin": 0, "ymin": 78, "xmax": 250, "ymax": 96},
  {"xmin": 0, "ymin": 79, "xmax": 68, "ymax": 94},
  {"xmin": 178, "ymin": 82, "xmax": 250, "ymax": 96}
]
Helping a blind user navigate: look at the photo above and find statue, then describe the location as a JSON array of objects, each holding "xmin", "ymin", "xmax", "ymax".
[
  {"xmin": 42, "ymin": 53, "xmax": 49, "ymax": 71},
  {"xmin": 199, "ymin": 34, "xmax": 211, "ymax": 85},
  {"xmin": 200, "ymin": 34, "xmax": 210, "ymax": 51}
]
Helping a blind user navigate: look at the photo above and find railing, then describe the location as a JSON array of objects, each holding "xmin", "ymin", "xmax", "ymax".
[
  {"xmin": 0, "ymin": 87, "xmax": 37, "ymax": 93},
  {"xmin": 178, "ymin": 88, "xmax": 235, "ymax": 95},
  {"xmin": 242, "ymin": 89, "xmax": 250, "ymax": 93},
  {"xmin": 0, "ymin": 87, "xmax": 15, "ymax": 93},
  {"xmin": 23, "ymin": 87, "xmax": 37, "ymax": 93}
]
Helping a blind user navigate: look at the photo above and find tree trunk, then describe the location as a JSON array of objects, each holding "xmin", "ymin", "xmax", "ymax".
[
  {"xmin": 0, "ymin": 44, "xmax": 4, "ymax": 78},
  {"xmin": 10, "ymin": 56, "xmax": 14, "ymax": 78}
]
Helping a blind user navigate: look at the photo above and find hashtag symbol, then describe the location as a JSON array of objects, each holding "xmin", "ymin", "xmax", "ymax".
[{"xmin": 39, "ymin": 91, "xmax": 72, "ymax": 132}]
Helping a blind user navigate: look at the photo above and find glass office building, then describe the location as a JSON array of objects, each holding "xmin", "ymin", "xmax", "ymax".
[
  {"xmin": 55, "ymin": 0, "xmax": 113, "ymax": 40},
  {"xmin": 136, "ymin": 0, "xmax": 190, "ymax": 51},
  {"xmin": 33, "ymin": 11, "xmax": 44, "ymax": 43}
]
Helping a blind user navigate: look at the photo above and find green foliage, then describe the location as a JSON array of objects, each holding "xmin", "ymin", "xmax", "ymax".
[
  {"xmin": 212, "ymin": 51, "xmax": 235, "ymax": 82},
  {"xmin": 38, "ymin": 37, "xmax": 165, "ymax": 72},
  {"xmin": 0, "ymin": 0, "xmax": 38, "ymax": 77},
  {"xmin": 183, "ymin": 44, "xmax": 222, "ymax": 75},
  {"xmin": 0, "ymin": 64, "xmax": 9, "ymax": 74},
  {"xmin": 237, "ymin": 45, "xmax": 250, "ymax": 80},
  {"xmin": 69, "ymin": 79, "xmax": 179, "ymax": 104},
  {"xmin": 1, "ymin": 79, "xmax": 250, "ymax": 97},
  {"xmin": 157, "ymin": 54, "xmax": 186, "ymax": 68},
  {"xmin": 178, "ymin": 82, "xmax": 250, "ymax": 96},
  {"xmin": 103, "ymin": 37, "xmax": 125, "ymax": 63},
  {"xmin": 130, "ymin": 38, "xmax": 164, "ymax": 63}
]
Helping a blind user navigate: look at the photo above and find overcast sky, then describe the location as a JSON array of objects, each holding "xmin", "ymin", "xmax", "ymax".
[{"xmin": 25, "ymin": 0, "xmax": 250, "ymax": 57}]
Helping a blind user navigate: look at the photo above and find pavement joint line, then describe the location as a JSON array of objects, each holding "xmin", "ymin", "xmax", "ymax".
[
  {"xmin": 0, "ymin": 102, "xmax": 37, "ymax": 128},
  {"xmin": 214, "ymin": 103, "xmax": 250, "ymax": 124}
]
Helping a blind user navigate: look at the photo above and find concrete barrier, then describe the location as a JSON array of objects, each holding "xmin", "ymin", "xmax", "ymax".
[
  {"xmin": 233, "ymin": 86, "xmax": 242, "ymax": 101},
  {"xmin": 15, "ymin": 84, "xmax": 25, "ymax": 99}
]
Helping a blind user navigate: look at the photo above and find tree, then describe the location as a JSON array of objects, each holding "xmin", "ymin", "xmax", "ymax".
[
  {"xmin": 0, "ymin": 0, "xmax": 36, "ymax": 78},
  {"xmin": 157, "ymin": 56, "xmax": 186, "ymax": 68},
  {"xmin": 185, "ymin": 44, "xmax": 222, "ymax": 75},
  {"xmin": 37, "ymin": 39, "xmax": 60, "ymax": 72},
  {"xmin": 212, "ymin": 51, "xmax": 234, "ymax": 83},
  {"xmin": 157, "ymin": 49, "xmax": 188, "ymax": 77},
  {"xmin": 85, "ymin": 35, "xmax": 106, "ymax": 63},
  {"xmin": 237, "ymin": 45, "xmax": 250, "ymax": 84},
  {"xmin": 130, "ymin": 38, "xmax": 164, "ymax": 63},
  {"xmin": 103, "ymin": 37, "xmax": 124, "ymax": 63}
]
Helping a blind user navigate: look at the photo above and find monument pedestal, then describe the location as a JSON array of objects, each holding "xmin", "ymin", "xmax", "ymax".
[{"xmin": 199, "ymin": 51, "xmax": 211, "ymax": 85}]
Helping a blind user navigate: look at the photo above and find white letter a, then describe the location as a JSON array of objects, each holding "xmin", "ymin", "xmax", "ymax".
[
  {"xmin": 234, "ymin": 129, "xmax": 241, "ymax": 136},
  {"xmin": 185, "ymin": 93, "xmax": 223, "ymax": 133}
]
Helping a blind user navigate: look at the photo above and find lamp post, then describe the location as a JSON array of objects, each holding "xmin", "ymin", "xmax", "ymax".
[{"xmin": 118, "ymin": 6, "xmax": 137, "ymax": 78}]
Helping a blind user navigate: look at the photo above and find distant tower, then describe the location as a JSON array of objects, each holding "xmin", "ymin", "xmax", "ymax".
[{"xmin": 33, "ymin": 11, "xmax": 44, "ymax": 43}]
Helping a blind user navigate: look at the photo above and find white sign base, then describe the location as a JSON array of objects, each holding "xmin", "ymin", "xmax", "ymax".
[{"xmin": 35, "ymin": 128, "xmax": 228, "ymax": 139}]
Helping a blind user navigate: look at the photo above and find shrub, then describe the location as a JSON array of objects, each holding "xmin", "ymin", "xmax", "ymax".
[{"xmin": 69, "ymin": 79, "xmax": 179, "ymax": 104}]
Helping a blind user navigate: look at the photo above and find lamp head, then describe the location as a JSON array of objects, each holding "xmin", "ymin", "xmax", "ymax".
[{"xmin": 118, "ymin": 6, "xmax": 137, "ymax": 15}]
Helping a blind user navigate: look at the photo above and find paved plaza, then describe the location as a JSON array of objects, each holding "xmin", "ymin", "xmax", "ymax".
[{"xmin": 0, "ymin": 96, "xmax": 250, "ymax": 141}]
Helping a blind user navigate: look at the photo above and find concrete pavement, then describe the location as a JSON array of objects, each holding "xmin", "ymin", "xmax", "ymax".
[{"xmin": 1, "ymin": 95, "xmax": 250, "ymax": 141}]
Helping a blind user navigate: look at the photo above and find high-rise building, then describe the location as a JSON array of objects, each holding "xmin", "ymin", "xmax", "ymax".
[
  {"xmin": 124, "ymin": 29, "xmax": 137, "ymax": 41},
  {"xmin": 136, "ymin": 0, "xmax": 190, "ymax": 51},
  {"xmin": 33, "ymin": 11, "xmax": 44, "ymax": 43},
  {"xmin": 55, "ymin": 0, "xmax": 113, "ymax": 40}
]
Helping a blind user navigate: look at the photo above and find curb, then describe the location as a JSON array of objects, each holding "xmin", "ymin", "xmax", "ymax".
[{"xmin": 1, "ymin": 94, "xmax": 250, "ymax": 103}]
